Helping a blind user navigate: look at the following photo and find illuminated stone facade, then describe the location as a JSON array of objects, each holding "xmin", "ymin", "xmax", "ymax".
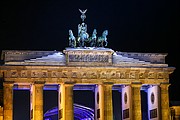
[
  {"xmin": 170, "ymin": 102, "xmax": 180, "ymax": 120},
  {"xmin": 0, "ymin": 48, "xmax": 175, "ymax": 120}
]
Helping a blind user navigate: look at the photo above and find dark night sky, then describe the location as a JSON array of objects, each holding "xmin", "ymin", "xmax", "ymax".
[{"xmin": 1, "ymin": 0, "xmax": 180, "ymax": 103}]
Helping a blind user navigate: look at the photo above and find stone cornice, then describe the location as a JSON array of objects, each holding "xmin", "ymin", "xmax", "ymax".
[
  {"xmin": 1, "ymin": 50, "xmax": 171, "ymax": 67},
  {"xmin": 116, "ymin": 51, "xmax": 167, "ymax": 64}
]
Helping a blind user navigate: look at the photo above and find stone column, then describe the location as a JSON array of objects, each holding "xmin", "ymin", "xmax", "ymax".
[
  {"xmin": 160, "ymin": 83, "xmax": 170, "ymax": 120},
  {"xmin": 0, "ymin": 106, "xmax": 3, "ymax": 120},
  {"xmin": 3, "ymin": 82, "xmax": 13, "ymax": 120},
  {"xmin": 60, "ymin": 83, "xmax": 74, "ymax": 120},
  {"xmin": 31, "ymin": 82, "xmax": 44, "ymax": 120},
  {"xmin": 95, "ymin": 83, "xmax": 113, "ymax": 120},
  {"xmin": 30, "ymin": 85, "xmax": 34, "ymax": 120},
  {"xmin": 104, "ymin": 83, "xmax": 113, "ymax": 120},
  {"xmin": 131, "ymin": 82, "xmax": 142, "ymax": 120}
]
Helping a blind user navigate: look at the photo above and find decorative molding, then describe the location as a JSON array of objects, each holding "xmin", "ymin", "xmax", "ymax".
[
  {"xmin": 63, "ymin": 48, "xmax": 114, "ymax": 66},
  {"xmin": 3, "ymin": 69, "xmax": 169, "ymax": 80},
  {"xmin": 21, "ymin": 70, "xmax": 28, "ymax": 78},
  {"xmin": 148, "ymin": 72, "xmax": 155, "ymax": 79},
  {"xmin": 10, "ymin": 70, "xmax": 18, "ymax": 78},
  {"xmin": 157, "ymin": 72, "xmax": 164, "ymax": 79},
  {"xmin": 51, "ymin": 71, "xmax": 59, "ymax": 78},
  {"xmin": 68, "ymin": 54, "xmax": 109, "ymax": 62},
  {"xmin": 31, "ymin": 71, "xmax": 39, "ymax": 78}
]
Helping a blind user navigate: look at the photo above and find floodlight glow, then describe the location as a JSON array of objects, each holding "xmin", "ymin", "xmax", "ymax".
[{"xmin": 44, "ymin": 103, "xmax": 94, "ymax": 120}]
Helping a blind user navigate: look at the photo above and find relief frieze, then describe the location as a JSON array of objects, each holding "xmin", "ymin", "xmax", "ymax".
[
  {"xmin": 157, "ymin": 72, "xmax": 164, "ymax": 79},
  {"xmin": 10, "ymin": 70, "xmax": 18, "ymax": 78},
  {"xmin": 21, "ymin": 70, "xmax": 28, "ymax": 78},
  {"xmin": 109, "ymin": 71, "xmax": 117, "ymax": 79},
  {"xmin": 81, "ymin": 72, "xmax": 87, "ymax": 78},
  {"xmin": 99, "ymin": 71, "xmax": 107, "ymax": 79},
  {"xmin": 4, "ymin": 69, "xmax": 167, "ymax": 80},
  {"xmin": 41, "ymin": 71, "xmax": 48, "ymax": 78},
  {"xmin": 88, "ymin": 71, "xmax": 98, "ymax": 79},
  {"xmin": 139, "ymin": 73, "xmax": 145, "ymax": 79},
  {"xmin": 51, "ymin": 71, "xmax": 59, "ymax": 78},
  {"xmin": 31, "ymin": 71, "xmax": 39, "ymax": 78},
  {"xmin": 69, "ymin": 54, "xmax": 109, "ymax": 62},
  {"xmin": 120, "ymin": 72, "xmax": 126, "ymax": 79},
  {"xmin": 148, "ymin": 72, "xmax": 155, "ymax": 79},
  {"xmin": 129, "ymin": 72, "xmax": 136, "ymax": 79},
  {"xmin": 61, "ymin": 71, "xmax": 68, "ymax": 78},
  {"xmin": 71, "ymin": 71, "xmax": 78, "ymax": 78}
]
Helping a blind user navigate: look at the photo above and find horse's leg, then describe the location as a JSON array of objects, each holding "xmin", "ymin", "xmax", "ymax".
[
  {"xmin": 73, "ymin": 39, "xmax": 76, "ymax": 48},
  {"xmin": 78, "ymin": 38, "xmax": 82, "ymax": 47},
  {"xmin": 82, "ymin": 39, "xmax": 84, "ymax": 47},
  {"xmin": 93, "ymin": 39, "xmax": 96, "ymax": 47}
]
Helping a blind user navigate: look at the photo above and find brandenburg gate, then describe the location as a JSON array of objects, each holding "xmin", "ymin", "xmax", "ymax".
[{"xmin": 0, "ymin": 9, "xmax": 175, "ymax": 120}]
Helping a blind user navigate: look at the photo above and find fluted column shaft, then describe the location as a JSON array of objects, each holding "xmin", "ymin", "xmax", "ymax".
[
  {"xmin": 160, "ymin": 83, "xmax": 170, "ymax": 120},
  {"xmin": 3, "ymin": 83, "xmax": 13, "ymax": 120},
  {"xmin": 131, "ymin": 83, "xmax": 142, "ymax": 120},
  {"xmin": 104, "ymin": 84, "xmax": 113, "ymax": 120},
  {"xmin": 32, "ymin": 83, "xmax": 44, "ymax": 120},
  {"xmin": 96, "ymin": 83, "xmax": 113, "ymax": 120},
  {"xmin": 60, "ymin": 83, "xmax": 74, "ymax": 120}
]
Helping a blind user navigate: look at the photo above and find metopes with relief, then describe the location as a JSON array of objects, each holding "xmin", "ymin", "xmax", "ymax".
[
  {"xmin": 63, "ymin": 47, "xmax": 114, "ymax": 66},
  {"xmin": 4, "ymin": 69, "xmax": 167, "ymax": 80},
  {"xmin": 69, "ymin": 9, "xmax": 108, "ymax": 48},
  {"xmin": 68, "ymin": 54, "xmax": 109, "ymax": 62}
]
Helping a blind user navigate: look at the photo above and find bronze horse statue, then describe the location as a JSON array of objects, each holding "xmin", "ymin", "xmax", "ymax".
[
  {"xmin": 97, "ymin": 30, "xmax": 108, "ymax": 47},
  {"xmin": 69, "ymin": 30, "xmax": 76, "ymax": 48},
  {"xmin": 87, "ymin": 29, "xmax": 97, "ymax": 47}
]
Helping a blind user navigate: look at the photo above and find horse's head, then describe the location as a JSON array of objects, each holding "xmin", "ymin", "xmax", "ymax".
[
  {"xmin": 69, "ymin": 30, "xmax": 73, "ymax": 36},
  {"xmin": 93, "ymin": 29, "xmax": 97, "ymax": 35},
  {"xmin": 102, "ymin": 30, "xmax": 108, "ymax": 37}
]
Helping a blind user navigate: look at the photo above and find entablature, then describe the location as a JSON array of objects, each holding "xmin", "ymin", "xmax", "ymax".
[{"xmin": 0, "ymin": 66, "xmax": 175, "ymax": 85}]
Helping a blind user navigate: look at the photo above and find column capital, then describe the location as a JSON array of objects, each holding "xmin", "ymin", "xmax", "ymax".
[
  {"xmin": 3, "ymin": 81, "xmax": 13, "ymax": 120},
  {"xmin": 3, "ymin": 81, "xmax": 14, "ymax": 86},
  {"xmin": 34, "ymin": 81, "xmax": 45, "ymax": 85},
  {"xmin": 32, "ymin": 82, "xmax": 44, "ymax": 120},
  {"xmin": 62, "ymin": 81, "xmax": 75, "ymax": 85},
  {"xmin": 131, "ymin": 82, "xmax": 142, "ymax": 87},
  {"xmin": 130, "ymin": 82, "xmax": 142, "ymax": 120},
  {"xmin": 160, "ymin": 82, "xmax": 171, "ymax": 120},
  {"xmin": 160, "ymin": 82, "xmax": 170, "ymax": 88},
  {"xmin": 95, "ymin": 82, "xmax": 113, "ymax": 120},
  {"xmin": 60, "ymin": 82, "xmax": 74, "ymax": 120},
  {"xmin": 102, "ymin": 82, "xmax": 114, "ymax": 86}
]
